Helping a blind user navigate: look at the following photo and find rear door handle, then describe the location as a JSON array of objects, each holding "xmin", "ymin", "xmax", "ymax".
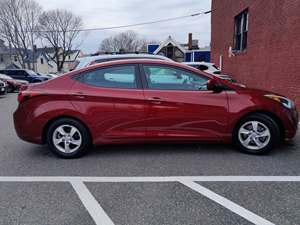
[{"xmin": 70, "ymin": 92, "xmax": 86, "ymax": 99}]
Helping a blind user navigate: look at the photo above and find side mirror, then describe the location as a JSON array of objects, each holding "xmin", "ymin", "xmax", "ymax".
[{"xmin": 207, "ymin": 79, "xmax": 224, "ymax": 93}]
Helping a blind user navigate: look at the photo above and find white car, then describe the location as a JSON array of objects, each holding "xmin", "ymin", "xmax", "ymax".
[
  {"xmin": 183, "ymin": 62, "xmax": 235, "ymax": 82},
  {"xmin": 0, "ymin": 80, "xmax": 7, "ymax": 95},
  {"xmin": 183, "ymin": 62, "xmax": 221, "ymax": 74},
  {"xmin": 73, "ymin": 54, "xmax": 173, "ymax": 71}
]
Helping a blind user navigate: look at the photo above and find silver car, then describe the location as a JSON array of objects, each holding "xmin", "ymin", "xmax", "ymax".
[{"xmin": 73, "ymin": 54, "xmax": 173, "ymax": 71}]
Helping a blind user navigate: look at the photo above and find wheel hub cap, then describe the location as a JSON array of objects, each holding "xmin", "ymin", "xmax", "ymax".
[
  {"xmin": 52, "ymin": 125, "xmax": 82, "ymax": 154},
  {"xmin": 238, "ymin": 121, "xmax": 271, "ymax": 150}
]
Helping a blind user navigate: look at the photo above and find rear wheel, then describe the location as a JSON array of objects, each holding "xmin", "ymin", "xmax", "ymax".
[
  {"xmin": 233, "ymin": 113, "xmax": 281, "ymax": 154},
  {"xmin": 46, "ymin": 118, "xmax": 91, "ymax": 158}
]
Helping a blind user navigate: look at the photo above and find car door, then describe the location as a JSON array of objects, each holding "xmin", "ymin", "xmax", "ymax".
[
  {"xmin": 70, "ymin": 64, "xmax": 147, "ymax": 144},
  {"xmin": 141, "ymin": 64, "xmax": 229, "ymax": 141}
]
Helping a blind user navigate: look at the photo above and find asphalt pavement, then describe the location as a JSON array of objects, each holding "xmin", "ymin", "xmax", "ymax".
[{"xmin": 0, "ymin": 93, "xmax": 299, "ymax": 225}]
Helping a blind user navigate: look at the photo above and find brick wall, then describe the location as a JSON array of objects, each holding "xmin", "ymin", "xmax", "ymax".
[{"xmin": 211, "ymin": 0, "xmax": 300, "ymax": 110}]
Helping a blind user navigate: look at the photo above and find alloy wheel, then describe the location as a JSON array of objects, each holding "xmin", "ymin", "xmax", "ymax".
[
  {"xmin": 52, "ymin": 125, "xmax": 82, "ymax": 154},
  {"xmin": 238, "ymin": 121, "xmax": 271, "ymax": 151}
]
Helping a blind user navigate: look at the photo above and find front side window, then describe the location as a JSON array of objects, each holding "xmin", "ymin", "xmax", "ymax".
[
  {"xmin": 143, "ymin": 65, "xmax": 209, "ymax": 91},
  {"xmin": 234, "ymin": 9, "xmax": 248, "ymax": 51},
  {"xmin": 81, "ymin": 65, "xmax": 137, "ymax": 89}
]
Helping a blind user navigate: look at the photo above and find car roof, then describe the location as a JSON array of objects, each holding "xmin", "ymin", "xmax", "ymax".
[
  {"xmin": 71, "ymin": 58, "xmax": 214, "ymax": 79},
  {"xmin": 182, "ymin": 62, "xmax": 215, "ymax": 66},
  {"xmin": 75, "ymin": 54, "xmax": 173, "ymax": 70},
  {"xmin": 0, "ymin": 73, "xmax": 12, "ymax": 79}
]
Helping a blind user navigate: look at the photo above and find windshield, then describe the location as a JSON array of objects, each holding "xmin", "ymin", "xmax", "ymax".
[
  {"xmin": 212, "ymin": 64, "xmax": 219, "ymax": 70},
  {"xmin": 26, "ymin": 70, "xmax": 38, "ymax": 76}
]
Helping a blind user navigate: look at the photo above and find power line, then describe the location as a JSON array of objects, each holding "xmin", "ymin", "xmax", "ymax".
[{"xmin": 34, "ymin": 10, "xmax": 212, "ymax": 33}]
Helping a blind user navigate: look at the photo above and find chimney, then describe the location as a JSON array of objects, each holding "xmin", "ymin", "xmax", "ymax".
[{"xmin": 188, "ymin": 33, "xmax": 193, "ymax": 50}]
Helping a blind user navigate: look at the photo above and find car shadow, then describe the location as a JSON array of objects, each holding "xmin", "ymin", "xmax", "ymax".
[{"xmin": 27, "ymin": 139, "xmax": 298, "ymax": 160}]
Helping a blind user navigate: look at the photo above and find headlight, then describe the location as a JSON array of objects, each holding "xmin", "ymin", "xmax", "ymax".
[{"xmin": 264, "ymin": 94, "xmax": 294, "ymax": 109}]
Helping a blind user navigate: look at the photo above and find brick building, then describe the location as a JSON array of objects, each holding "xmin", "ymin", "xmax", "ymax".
[{"xmin": 211, "ymin": 0, "xmax": 300, "ymax": 110}]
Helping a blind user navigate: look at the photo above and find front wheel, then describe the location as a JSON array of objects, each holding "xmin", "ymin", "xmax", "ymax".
[
  {"xmin": 233, "ymin": 113, "xmax": 281, "ymax": 154},
  {"xmin": 46, "ymin": 118, "xmax": 91, "ymax": 158}
]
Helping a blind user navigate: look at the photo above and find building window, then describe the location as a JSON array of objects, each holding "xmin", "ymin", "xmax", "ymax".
[
  {"xmin": 234, "ymin": 9, "xmax": 248, "ymax": 51},
  {"xmin": 68, "ymin": 55, "xmax": 71, "ymax": 60},
  {"xmin": 40, "ymin": 58, "xmax": 44, "ymax": 64},
  {"xmin": 0, "ymin": 55, "xmax": 3, "ymax": 62},
  {"xmin": 14, "ymin": 56, "xmax": 18, "ymax": 62}
]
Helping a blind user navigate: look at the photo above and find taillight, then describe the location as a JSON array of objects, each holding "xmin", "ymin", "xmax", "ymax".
[
  {"xmin": 19, "ymin": 84, "xmax": 29, "ymax": 91},
  {"xmin": 17, "ymin": 91, "xmax": 41, "ymax": 104}
]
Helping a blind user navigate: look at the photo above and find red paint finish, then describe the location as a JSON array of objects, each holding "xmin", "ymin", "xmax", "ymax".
[
  {"xmin": 211, "ymin": 0, "xmax": 300, "ymax": 111},
  {"xmin": 143, "ymin": 89, "xmax": 229, "ymax": 141},
  {"xmin": 13, "ymin": 59, "xmax": 298, "ymax": 146}
]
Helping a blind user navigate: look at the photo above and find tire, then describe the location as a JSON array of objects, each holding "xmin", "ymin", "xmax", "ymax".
[
  {"xmin": 233, "ymin": 113, "xmax": 281, "ymax": 154},
  {"xmin": 46, "ymin": 118, "xmax": 91, "ymax": 158}
]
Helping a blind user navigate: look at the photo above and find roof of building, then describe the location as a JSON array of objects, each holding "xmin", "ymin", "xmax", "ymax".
[{"xmin": 153, "ymin": 36, "xmax": 187, "ymax": 55}]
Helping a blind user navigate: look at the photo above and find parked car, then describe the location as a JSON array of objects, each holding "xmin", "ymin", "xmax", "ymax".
[
  {"xmin": 0, "ymin": 80, "xmax": 7, "ymax": 95},
  {"xmin": 37, "ymin": 72, "xmax": 59, "ymax": 79},
  {"xmin": 14, "ymin": 59, "xmax": 298, "ymax": 158},
  {"xmin": 73, "ymin": 54, "xmax": 173, "ymax": 71},
  {"xmin": 183, "ymin": 62, "xmax": 235, "ymax": 82},
  {"xmin": 0, "ymin": 74, "xmax": 29, "ymax": 92},
  {"xmin": 0, "ymin": 69, "xmax": 49, "ymax": 83},
  {"xmin": 47, "ymin": 73, "xmax": 59, "ymax": 79}
]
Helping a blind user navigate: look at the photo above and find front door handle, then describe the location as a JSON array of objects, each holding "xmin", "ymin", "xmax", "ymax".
[{"xmin": 148, "ymin": 97, "xmax": 162, "ymax": 104}]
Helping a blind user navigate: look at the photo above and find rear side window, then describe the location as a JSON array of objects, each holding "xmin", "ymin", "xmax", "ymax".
[{"xmin": 80, "ymin": 65, "xmax": 137, "ymax": 89}]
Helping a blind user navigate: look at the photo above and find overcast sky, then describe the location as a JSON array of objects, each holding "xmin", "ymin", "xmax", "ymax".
[{"xmin": 38, "ymin": 0, "xmax": 211, "ymax": 53}]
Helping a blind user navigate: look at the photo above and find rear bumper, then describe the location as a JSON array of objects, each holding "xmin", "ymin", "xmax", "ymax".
[{"xmin": 13, "ymin": 105, "xmax": 43, "ymax": 144}]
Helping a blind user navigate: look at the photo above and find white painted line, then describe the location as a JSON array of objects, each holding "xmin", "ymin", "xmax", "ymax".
[
  {"xmin": 71, "ymin": 181, "xmax": 115, "ymax": 225},
  {"xmin": 180, "ymin": 180, "xmax": 275, "ymax": 225},
  {"xmin": 0, "ymin": 176, "xmax": 299, "ymax": 182}
]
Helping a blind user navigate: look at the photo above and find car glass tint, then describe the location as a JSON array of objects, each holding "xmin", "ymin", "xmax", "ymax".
[
  {"xmin": 82, "ymin": 65, "xmax": 137, "ymax": 89},
  {"xmin": 143, "ymin": 65, "xmax": 209, "ymax": 91}
]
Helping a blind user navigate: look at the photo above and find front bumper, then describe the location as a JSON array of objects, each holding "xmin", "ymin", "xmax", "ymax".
[
  {"xmin": 0, "ymin": 86, "xmax": 6, "ymax": 95},
  {"xmin": 283, "ymin": 107, "xmax": 298, "ymax": 139}
]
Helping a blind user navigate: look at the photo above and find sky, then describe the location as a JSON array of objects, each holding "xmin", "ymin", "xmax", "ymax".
[{"xmin": 37, "ymin": 0, "xmax": 212, "ymax": 54}]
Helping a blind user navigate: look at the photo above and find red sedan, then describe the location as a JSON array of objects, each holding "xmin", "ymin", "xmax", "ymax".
[{"xmin": 13, "ymin": 59, "xmax": 298, "ymax": 158}]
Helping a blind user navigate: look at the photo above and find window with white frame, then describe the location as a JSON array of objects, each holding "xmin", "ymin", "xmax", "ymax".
[{"xmin": 234, "ymin": 9, "xmax": 248, "ymax": 51}]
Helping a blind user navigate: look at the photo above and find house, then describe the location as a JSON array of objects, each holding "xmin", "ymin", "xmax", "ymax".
[
  {"xmin": 211, "ymin": 0, "xmax": 300, "ymax": 110},
  {"xmin": 148, "ymin": 34, "xmax": 211, "ymax": 62},
  {"xmin": 42, "ymin": 47, "xmax": 83, "ymax": 73},
  {"xmin": 0, "ymin": 39, "xmax": 82, "ymax": 74},
  {"xmin": 0, "ymin": 40, "xmax": 20, "ymax": 70}
]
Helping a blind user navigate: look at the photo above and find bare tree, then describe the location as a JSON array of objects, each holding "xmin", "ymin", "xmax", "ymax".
[
  {"xmin": 0, "ymin": 0, "xmax": 42, "ymax": 69},
  {"xmin": 100, "ymin": 31, "xmax": 148, "ymax": 53},
  {"xmin": 38, "ymin": 9, "xmax": 83, "ymax": 72}
]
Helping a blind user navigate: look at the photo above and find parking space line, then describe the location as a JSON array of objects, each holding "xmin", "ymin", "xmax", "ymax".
[
  {"xmin": 0, "ymin": 176, "xmax": 300, "ymax": 182},
  {"xmin": 180, "ymin": 180, "xmax": 275, "ymax": 225},
  {"xmin": 71, "ymin": 181, "xmax": 115, "ymax": 225}
]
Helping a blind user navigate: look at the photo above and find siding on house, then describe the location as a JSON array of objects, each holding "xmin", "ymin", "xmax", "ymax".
[{"xmin": 211, "ymin": 0, "xmax": 300, "ymax": 110}]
